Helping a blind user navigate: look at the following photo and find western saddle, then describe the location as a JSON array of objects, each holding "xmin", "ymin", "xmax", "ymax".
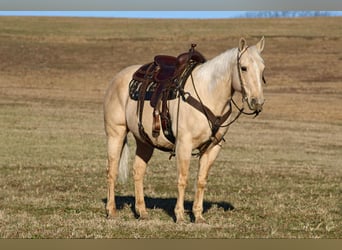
[{"xmin": 130, "ymin": 44, "xmax": 206, "ymax": 148}]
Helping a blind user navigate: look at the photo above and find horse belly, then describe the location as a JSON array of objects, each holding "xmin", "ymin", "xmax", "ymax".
[{"xmin": 126, "ymin": 99, "xmax": 174, "ymax": 149}]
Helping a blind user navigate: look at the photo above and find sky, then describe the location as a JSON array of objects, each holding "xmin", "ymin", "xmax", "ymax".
[
  {"xmin": 0, "ymin": 11, "xmax": 249, "ymax": 19},
  {"xmin": 0, "ymin": 11, "xmax": 341, "ymax": 19}
]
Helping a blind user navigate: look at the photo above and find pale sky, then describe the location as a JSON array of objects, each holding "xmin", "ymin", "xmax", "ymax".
[
  {"xmin": 0, "ymin": 11, "xmax": 247, "ymax": 19},
  {"xmin": 0, "ymin": 11, "xmax": 341, "ymax": 19}
]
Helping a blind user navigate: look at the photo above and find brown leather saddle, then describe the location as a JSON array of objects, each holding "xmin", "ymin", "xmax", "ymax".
[
  {"xmin": 132, "ymin": 47, "xmax": 206, "ymax": 107},
  {"xmin": 129, "ymin": 44, "xmax": 206, "ymax": 148}
]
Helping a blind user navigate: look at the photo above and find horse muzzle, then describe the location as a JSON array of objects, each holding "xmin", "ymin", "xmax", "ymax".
[{"xmin": 248, "ymin": 97, "xmax": 264, "ymax": 113}]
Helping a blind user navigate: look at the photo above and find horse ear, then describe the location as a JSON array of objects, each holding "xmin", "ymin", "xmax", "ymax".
[
  {"xmin": 256, "ymin": 36, "xmax": 265, "ymax": 53},
  {"xmin": 239, "ymin": 37, "xmax": 247, "ymax": 52}
]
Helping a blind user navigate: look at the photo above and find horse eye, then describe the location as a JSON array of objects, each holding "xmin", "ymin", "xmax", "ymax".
[{"xmin": 241, "ymin": 66, "xmax": 247, "ymax": 72}]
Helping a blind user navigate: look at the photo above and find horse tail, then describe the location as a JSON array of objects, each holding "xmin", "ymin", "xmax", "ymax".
[{"xmin": 118, "ymin": 136, "xmax": 129, "ymax": 184}]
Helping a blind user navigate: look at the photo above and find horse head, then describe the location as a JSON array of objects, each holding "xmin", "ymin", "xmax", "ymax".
[{"xmin": 234, "ymin": 37, "xmax": 266, "ymax": 113}]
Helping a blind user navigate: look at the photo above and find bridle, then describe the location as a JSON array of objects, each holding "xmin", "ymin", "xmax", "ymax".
[
  {"xmin": 185, "ymin": 46, "xmax": 265, "ymax": 134},
  {"xmin": 237, "ymin": 46, "xmax": 249, "ymax": 104},
  {"xmin": 234, "ymin": 46, "xmax": 266, "ymax": 118}
]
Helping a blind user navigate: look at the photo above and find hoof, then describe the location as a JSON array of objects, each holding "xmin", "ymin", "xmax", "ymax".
[
  {"xmin": 195, "ymin": 216, "xmax": 206, "ymax": 224},
  {"xmin": 106, "ymin": 209, "xmax": 117, "ymax": 219},
  {"xmin": 176, "ymin": 216, "xmax": 187, "ymax": 224},
  {"xmin": 175, "ymin": 209, "xmax": 188, "ymax": 224},
  {"xmin": 138, "ymin": 212, "xmax": 149, "ymax": 220}
]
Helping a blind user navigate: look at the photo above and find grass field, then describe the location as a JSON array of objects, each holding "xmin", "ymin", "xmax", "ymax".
[{"xmin": 0, "ymin": 16, "xmax": 341, "ymax": 238}]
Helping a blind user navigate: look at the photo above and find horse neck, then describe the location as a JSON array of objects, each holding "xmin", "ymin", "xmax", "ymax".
[{"xmin": 192, "ymin": 48, "xmax": 237, "ymax": 115}]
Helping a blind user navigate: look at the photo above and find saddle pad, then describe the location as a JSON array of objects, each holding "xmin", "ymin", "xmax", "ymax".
[{"xmin": 128, "ymin": 79, "xmax": 178, "ymax": 101}]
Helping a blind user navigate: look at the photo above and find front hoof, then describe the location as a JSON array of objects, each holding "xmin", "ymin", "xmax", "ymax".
[
  {"xmin": 195, "ymin": 216, "xmax": 207, "ymax": 224},
  {"xmin": 175, "ymin": 214, "xmax": 187, "ymax": 224},
  {"xmin": 176, "ymin": 218, "xmax": 186, "ymax": 224}
]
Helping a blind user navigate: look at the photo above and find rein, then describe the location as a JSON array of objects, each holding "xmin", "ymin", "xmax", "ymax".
[{"xmin": 231, "ymin": 98, "xmax": 260, "ymax": 118}]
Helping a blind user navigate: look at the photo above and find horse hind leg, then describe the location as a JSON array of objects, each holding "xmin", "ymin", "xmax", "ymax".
[
  {"xmin": 105, "ymin": 126, "xmax": 128, "ymax": 219},
  {"xmin": 133, "ymin": 139, "xmax": 154, "ymax": 220}
]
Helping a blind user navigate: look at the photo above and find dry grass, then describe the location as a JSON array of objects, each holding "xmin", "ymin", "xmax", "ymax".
[{"xmin": 0, "ymin": 16, "xmax": 341, "ymax": 238}]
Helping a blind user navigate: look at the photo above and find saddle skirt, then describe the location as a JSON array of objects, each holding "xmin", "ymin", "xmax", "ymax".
[{"xmin": 128, "ymin": 77, "xmax": 178, "ymax": 103}]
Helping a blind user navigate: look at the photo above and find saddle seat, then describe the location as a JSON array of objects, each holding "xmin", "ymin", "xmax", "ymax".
[
  {"xmin": 154, "ymin": 51, "xmax": 203, "ymax": 82},
  {"xmin": 153, "ymin": 55, "xmax": 178, "ymax": 82},
  {"xmin": 134, "ymin": 50, "xmax": 205, "ymax": 84}
]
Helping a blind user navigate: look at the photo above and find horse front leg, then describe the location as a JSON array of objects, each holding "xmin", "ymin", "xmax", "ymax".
[
  {"xmin": 174, "ymin": 139, "xmax": 192, "ymax": 223},
  {"xmin": 133, "ymin": 139, "xmax": 154, "ymax": 220},
  {"xmin": 193, "ymin": 144, "xmax": 222, "ymax": 223}
]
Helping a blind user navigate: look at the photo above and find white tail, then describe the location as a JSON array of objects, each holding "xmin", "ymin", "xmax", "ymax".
[{"xmin": 117, "ymin": 137, "xmax": 129, "ymax": 184}]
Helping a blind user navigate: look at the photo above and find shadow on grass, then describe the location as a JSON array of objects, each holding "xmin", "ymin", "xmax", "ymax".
[{"xmin": 102, "ymin": 196, "xmax": 234, "ymax": 222}]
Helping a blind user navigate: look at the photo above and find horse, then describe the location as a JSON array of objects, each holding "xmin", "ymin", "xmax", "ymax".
[{"xmin": 103, "ymin": 37, "xmax": 266, "ymax": 223}]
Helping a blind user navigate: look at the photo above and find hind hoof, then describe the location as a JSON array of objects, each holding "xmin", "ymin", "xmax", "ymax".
[{"xmin": 138, "ymin": 210, "xmax": 149, "ymax": 220}]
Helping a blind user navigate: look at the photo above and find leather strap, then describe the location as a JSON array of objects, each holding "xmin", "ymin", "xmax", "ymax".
[{"xmin": 182, "ymin": 94, "xmax": 232, "ymax": 138}]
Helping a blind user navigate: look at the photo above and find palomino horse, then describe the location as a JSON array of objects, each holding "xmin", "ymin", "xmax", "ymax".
[{"xmin": 104, "ymin": 37, "xmax": 266, "ymax": 223}]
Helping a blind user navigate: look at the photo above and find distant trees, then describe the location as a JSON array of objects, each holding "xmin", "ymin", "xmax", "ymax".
[{"xmin": 243, "ymin": 11, "xmax": 339, "ymax": 18}]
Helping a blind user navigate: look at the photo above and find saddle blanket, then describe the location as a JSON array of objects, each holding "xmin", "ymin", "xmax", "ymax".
[{"xmin": 128, "ymin": 79, "xmax": 178, "ymax": 101}]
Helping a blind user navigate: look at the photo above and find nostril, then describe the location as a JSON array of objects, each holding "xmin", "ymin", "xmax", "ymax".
[
  {"xmin": 250, "ymin": 98, "xmax": 264, "ymax": 111},
  {"xmin": 253, "ymin": 98, "xmax": 264, "ymax": 106},
  {"xmin": 251, "ymin": 98, "xmax": 257, "ymax": 107}
]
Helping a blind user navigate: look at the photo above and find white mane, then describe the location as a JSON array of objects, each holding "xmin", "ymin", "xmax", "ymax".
[{"xmin": 196, "ymin": 48, "xmax": 238, "ymax": 93}]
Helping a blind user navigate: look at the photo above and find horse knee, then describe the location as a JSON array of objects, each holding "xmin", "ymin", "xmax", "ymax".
[
  {"xmin": 133, "ymin": 170, "xmax": 143, "ymax": 182},
  {"xmin": 196, "ymin": 179, "xmax": 207, "ymax": 189},
  {"xmin": 177, "ymin": 162, "xmax": 190, "ymax": 187},
  {"xmin": 177, "ymin": 176, "xmax": 188, "ymax": 188},
  {"xmin": 107, "ymin": 161, "xmax": 118, "ymax": 179},
  {"xmin": 133, "ymin": 163, "xmax": 146, "ymax": 182}
]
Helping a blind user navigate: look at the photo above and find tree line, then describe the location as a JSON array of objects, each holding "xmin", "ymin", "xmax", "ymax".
[{"xmin": 243, "ymin": 11, "xmax": 340, "ymax": 18}]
